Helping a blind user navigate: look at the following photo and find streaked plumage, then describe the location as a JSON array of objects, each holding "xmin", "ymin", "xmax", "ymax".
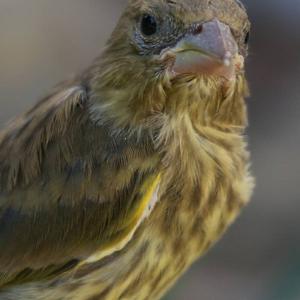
[{"xmin": 0, "ymin": 0, "xmax": 254, "ymax": 299}]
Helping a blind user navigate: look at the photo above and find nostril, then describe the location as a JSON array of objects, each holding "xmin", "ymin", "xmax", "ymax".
[{"xmin": 193, "ymin": 24, "xmax": 203, "ymax": 35}]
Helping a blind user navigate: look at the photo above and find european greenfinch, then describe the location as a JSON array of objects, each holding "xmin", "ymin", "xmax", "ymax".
[{"xmin": 0, "ymin": 0, "xmax": 254, "ymax": 299}]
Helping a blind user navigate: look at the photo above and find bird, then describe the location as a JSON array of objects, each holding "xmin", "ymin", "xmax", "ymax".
[{"xmin": 0, "ymin": 0, "xmax": 254, "ymax": 299}]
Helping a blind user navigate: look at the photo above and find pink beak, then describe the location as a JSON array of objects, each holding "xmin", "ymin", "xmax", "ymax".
[{"xmin": 165, "ymin": 19, "xmax": 240, "ymax": 80}]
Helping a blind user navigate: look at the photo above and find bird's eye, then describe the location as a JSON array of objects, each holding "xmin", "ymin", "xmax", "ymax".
[
  {"xmin": 141, "ymin": 14, "xmax": 157, "ymax": 36},
  {"xmin": 244, "ymin": 31, "xmax": 250, "ymax": 45}
]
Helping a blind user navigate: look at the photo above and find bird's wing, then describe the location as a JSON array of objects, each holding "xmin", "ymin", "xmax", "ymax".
[{"xmin": 0, "ymin": 84, "xmax": 160, "ymax": 287}]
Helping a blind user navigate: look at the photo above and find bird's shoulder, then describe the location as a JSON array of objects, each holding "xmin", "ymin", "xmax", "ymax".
[{"xmin": 0, "ymin": 83, "xmax": 88, "ymax": 191}]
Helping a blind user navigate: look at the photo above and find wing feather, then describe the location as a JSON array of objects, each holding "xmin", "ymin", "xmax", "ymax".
[{"xmin": 0, "ymin": 84, "xmax": 158, "ymax": 288}]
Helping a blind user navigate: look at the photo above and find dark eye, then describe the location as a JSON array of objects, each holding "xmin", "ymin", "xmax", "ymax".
[
  {"xmin": 141, "ymin": 14, "xmax": 157, "ymax": 36},
  {"xmin": 244, "ymin": 31, "xmax": 250, "ymax": 45}
]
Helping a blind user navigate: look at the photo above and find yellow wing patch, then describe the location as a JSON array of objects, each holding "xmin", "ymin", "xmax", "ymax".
[{"xmin": 85, "ymin": 173, "xmax": 161, "ymax": 263}]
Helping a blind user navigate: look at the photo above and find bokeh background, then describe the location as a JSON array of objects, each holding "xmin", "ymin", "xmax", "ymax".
[{"xmin": 0, "ymin": 1, "xmax": 299, "ymax": 299}]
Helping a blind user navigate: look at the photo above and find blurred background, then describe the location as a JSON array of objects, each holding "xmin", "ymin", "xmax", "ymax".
[{"xmin": 0, "ymin": 0, "xmax": 299, "ymax": 299}]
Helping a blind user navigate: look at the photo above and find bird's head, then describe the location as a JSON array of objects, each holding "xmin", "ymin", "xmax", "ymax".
[{"xmin": 90, "ymin": 0, "xmax": 251, "ymax": 129}]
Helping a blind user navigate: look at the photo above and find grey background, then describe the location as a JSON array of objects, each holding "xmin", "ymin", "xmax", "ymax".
[{"xmin": 0, "ymin": 1, "xmax": 299, "ymax": 299}]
